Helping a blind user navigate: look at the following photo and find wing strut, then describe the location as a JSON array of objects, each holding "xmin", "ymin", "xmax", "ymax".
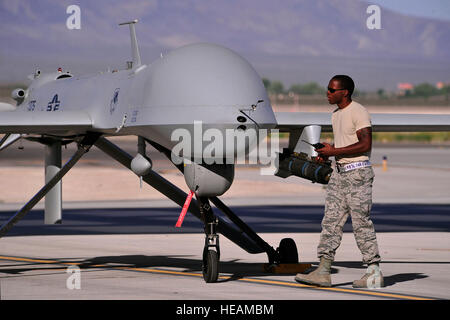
[
  {"xmin": 0, "ymin": 134, "xmax": 22, "ymax": 151},
  {"xmin": 0, "ymin": 133, "xmax": 101, "ymax": 238}
]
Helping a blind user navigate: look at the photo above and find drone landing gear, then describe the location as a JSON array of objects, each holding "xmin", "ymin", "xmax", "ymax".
[
  {"xmin": 197, "ymin": 196, "xmax": 309, "ymax": 282},
  {"xmin": 95, "ymin": 137, "xmax": 311, "ymax": 282},
  {"xmin": 198, "ymin": 197, "xmax": 220, "ymax": 283},
  {"xmin": 0, "ymin": 133, "xmax": 100, "ymax": 238}
]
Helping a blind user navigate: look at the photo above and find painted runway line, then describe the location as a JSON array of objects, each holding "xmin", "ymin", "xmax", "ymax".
[{"xmin": 0, "ymin": 255, "xmax": 436, "ymax": 300}]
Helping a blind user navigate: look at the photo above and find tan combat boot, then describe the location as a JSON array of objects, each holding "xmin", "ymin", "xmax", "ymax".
[
  {"xmin": 295, "ymin": 257, "xmax": 332, "ymax": 287},
  {"xmin": 352, "ymin": 263, "xmax": 384, "ymax": 289}
]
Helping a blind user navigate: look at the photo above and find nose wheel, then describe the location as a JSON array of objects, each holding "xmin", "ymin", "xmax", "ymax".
[
  {"xmin": 198, "ymin": 197, "xmax": 220, "ymax": 283},
  {"xmin": 202, "ymin": 249, "xmax": 219, "ymax": 283}
]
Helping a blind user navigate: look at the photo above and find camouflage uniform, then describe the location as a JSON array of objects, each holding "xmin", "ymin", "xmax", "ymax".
[{"xmin": 317, "ymin": 166, "xmax": 381, "ymax": 265}]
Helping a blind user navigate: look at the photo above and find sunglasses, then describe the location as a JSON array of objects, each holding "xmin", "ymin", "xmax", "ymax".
[{"xmin": 327, "ymin": 87, "xmax": 346, "ymax": 93}]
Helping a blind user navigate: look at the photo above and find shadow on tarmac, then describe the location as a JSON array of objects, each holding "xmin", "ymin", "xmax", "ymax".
[
  {"xmin": 0, "ymin": 254, "xmax": 442, "ymax": 288},
  {"xmin": 1, "ymin": 204, "xmax": 449, "ymax": 237},
  {"xmin": 0, "ymin": 255, "xmax": 270, "ymax": 281}
]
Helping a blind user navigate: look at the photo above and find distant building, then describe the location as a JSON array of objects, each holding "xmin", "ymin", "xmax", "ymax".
[
  {"xmin": 436, "ymin": 82, "xmax": 450, "ymax": 90},
  {"xmin": 397, "ymin": 82, "xmax": 413, "ymax": 95}
]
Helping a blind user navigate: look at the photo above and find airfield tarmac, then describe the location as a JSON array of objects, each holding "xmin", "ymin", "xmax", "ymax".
[{"xmin": 0, "ymin": 138, "xmax": 449, "ymax": 301}]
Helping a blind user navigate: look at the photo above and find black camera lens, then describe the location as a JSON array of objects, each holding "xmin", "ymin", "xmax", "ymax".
[{"xmin": 237, "ymin": 116, "xmax": 247, "ymax": 123}]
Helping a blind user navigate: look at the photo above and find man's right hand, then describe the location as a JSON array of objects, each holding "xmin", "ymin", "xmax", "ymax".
[{"xmin": 315, "ymin": 142, "xmax": 337, "ymax": 157}]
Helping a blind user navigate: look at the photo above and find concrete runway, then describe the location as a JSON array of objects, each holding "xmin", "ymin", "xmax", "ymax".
[
  {"xmin": 0, "ymin": 141, "xmax": 449, "ymax": 301},
  {"xmin": 0, "ymin": 206, "xmax": 449, "ymax": 300}
]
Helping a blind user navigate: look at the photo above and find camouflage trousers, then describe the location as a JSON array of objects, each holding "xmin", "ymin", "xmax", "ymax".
[{"xmin": 318, "ymin": 166, "xmax": 381, "ymax": 265}]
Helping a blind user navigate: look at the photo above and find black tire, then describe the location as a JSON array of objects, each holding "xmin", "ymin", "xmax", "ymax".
[
  {"xmin": 277, "ymin": 238, "xmax": 299, "ymax": 263},
  {"xmin": 202, "ymin": 250, "xmax": 219, "ymax": 283}
]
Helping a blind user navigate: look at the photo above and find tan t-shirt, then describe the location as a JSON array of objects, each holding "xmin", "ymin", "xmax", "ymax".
[{"xmin": 332, "ymin": 101, "xmax": 372, "ymax": 164}]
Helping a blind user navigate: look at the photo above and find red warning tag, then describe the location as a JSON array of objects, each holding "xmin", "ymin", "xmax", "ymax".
[{"xmin": 175, "ymin": 190, "xmax": 195, "ymax": 228}]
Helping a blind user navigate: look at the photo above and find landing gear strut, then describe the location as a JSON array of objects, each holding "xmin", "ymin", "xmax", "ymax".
[
  {"xmin": 198, "ymin": 197, "xmax": 220, "ymax": 283},
  {"xmin": 0, "ymin": 133, "xmax": 101, "ymax": 238}
]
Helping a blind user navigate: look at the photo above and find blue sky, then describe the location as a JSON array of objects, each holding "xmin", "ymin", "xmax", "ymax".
[{"xmin": 367, "ymin": 0, "xmax": 450, "ymax": 21}]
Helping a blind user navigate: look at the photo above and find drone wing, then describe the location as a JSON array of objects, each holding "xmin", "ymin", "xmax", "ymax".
[
  {"xmin": 275, "ymin": 112, "xmax": 450, "ymax": 132},
  {"xmin": 0, "ymin": 111, "xmax": 93, "ymax": 135}
]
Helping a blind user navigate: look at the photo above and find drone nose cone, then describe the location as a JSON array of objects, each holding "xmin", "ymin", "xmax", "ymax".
[
  {"xmin": 143, "ymin": 43, "xmax": 273, "ymax": 120},
  {"xmin": 136, "ymin": 43, "xmax": 277, "ymax": 159}
]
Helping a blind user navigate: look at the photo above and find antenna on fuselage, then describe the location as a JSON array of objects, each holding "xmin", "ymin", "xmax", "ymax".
[{"xmin": 119, "ymin": 19, "xmax": 141, "ymax": 68}]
